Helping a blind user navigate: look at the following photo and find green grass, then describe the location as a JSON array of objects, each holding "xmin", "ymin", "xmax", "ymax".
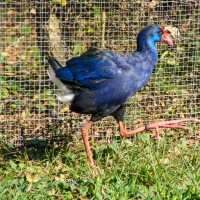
[{"xmin": 1, "ymin": 131, "xmax": 200, "ymax": 199}]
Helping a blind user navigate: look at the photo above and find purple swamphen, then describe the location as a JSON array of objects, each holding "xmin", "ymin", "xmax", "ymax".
[{"xmin": 48, "ymin": 24, "xmax": 199, "ymax": 167}]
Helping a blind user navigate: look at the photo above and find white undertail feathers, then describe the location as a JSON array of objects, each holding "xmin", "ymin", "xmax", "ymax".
[{"xmin": 47, "ymin": 66, "xmax": 75, "ymax": 102}]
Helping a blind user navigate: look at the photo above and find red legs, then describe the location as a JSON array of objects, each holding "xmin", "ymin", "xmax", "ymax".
[
  {"xmin": 82, "ymin": 118, "xmax": 199, "ymax": 167},
  {"xmin": 81, "ymin": 121, "xmax": 96, "ymax": 167},
  {"xmin": 119, "ymin": 118, "xmax": 200, "ymax": 141}
]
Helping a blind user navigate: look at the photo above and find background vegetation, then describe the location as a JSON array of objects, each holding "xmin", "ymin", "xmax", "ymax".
[
  {"xmin": 0, "ymin": 0, "xmax": 199, "ymax": 144},
  {"xmin": 0, "ymin": 1, "xmax": 199, "ymax": 198}
]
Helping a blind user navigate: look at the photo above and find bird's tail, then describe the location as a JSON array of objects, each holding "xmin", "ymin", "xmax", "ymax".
[
  {"xmin": 47, "ymin": 56, "xmax": 74, "ymax": 102},
  {"xmin": 48, "ymin": 56, "xmax": 63, "ymax": 71}
]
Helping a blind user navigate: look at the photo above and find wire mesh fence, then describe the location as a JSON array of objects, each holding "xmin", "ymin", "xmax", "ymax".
[{"xmin": 0, "ymin": 0, "xmax": 199, "ymax": 147}]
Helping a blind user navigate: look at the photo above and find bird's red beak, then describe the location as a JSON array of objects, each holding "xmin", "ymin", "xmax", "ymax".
[{"xmin": 160, "ymin": 26, "xmax": 173, "ymax": 46}]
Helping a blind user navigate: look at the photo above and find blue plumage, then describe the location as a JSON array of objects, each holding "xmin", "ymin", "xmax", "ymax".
[
  {"xmin": 50, "ymin": 25, "xmax": 166, "ymax": 121},
  {"xmin": 48, "ymin": 24, "xmax": 199, "ymax": 167},
  {"xmin": 48, "ymin": 24, "xmax": 166, "ymax": 122},
  {"xmin": 47, "ymin": 24, "xmax": 190, "ymax": 166}
]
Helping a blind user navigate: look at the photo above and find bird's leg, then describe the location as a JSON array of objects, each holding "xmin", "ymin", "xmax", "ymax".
[
  {"xmin": 119, "ymin": 118, "xmax": 200, "ymax": 140},
  {"xmin": 81, "ymin": 121, "xmax": 95, "ymax": 167}
]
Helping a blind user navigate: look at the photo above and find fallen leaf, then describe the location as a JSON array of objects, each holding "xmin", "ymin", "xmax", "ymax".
[
  {"xmin": 26, "ymin": 173, "xmax": 40, "ymax": 183},
  {"xmin": 55, "ymin": 174, "xmax": 66, "ymax": 181},
  {"xmin": 30, "ymin": 8, "xmax": 36, "ymax": 15},
  {"xmin": 165, "ymin": 26, "xmax": 180, "ymax": 38},
  {"xmin": 149, "ymin": 0, "xmax": 158, "ymax": 9},
  {"xmin": 47, "ymin": 188, "xmax": 56, "ymax": 195},
  {"xmin": 174, "ymin": 147, "xmax": 181, "ymax": 155},
  {"xmin": 55, "ymin": 0, "xmax": 67, "ymax": 6},
  {"xmin": 159, "ymin": 158, "xmax": 169, "ymax": 164}
]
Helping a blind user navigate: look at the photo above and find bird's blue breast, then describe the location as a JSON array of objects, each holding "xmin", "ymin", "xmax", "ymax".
[{"xmin": 92, "ymin": 54, "xmax": 156, "ymax": 108}]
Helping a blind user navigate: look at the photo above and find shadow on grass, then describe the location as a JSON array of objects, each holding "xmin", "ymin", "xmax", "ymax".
[{"xmin": 0, "ymin": 134, "xmax": 74, "ymax": 162}]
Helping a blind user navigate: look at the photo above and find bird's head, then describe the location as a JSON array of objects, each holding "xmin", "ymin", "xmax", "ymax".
[
  {"xmin": 155, "ymin": 25, "xmax": 173, "ymax": 46},
  {"xmin": 137, "ymin": 24, "xmax": 173, "ymax": 50}
]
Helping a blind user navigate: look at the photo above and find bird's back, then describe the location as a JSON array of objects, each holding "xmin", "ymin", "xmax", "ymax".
[{"xmin": 50, "ymin": 48, "xmax": 156, "ymax": 117}]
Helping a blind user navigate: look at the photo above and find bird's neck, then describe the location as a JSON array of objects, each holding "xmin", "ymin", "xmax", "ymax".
[{"xmin": 137, "ymin": 38, "xmax": 158, "ymax": 62}]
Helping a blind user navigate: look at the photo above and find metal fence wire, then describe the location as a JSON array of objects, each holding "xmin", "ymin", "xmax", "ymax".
[{"xmin": 0, "ymin": 1, "xmax": 199, "ymax": 146}]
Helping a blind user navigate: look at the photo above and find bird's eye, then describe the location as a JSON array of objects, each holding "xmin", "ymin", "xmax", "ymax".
[{"xmin": 157, "ymin": 30, "xmax": 163, "ymax": 34}]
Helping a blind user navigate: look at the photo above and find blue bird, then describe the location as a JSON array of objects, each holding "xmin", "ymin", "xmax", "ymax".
[{"xmin": 48, "ymin": 24, "xmax": 199, "ymax": 167}]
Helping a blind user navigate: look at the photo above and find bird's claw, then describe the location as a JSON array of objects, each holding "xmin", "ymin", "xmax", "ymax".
[{"xmin": 147, "ymin": 118, "xmax": 199, "ymax": 140}]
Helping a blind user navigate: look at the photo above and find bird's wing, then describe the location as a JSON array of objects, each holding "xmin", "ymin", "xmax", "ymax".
[{"xmin": 55, "ymin": 48, "xmax": 130, "ymax": 89}]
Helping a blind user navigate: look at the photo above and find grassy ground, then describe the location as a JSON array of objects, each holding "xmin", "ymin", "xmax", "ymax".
[{"xmin": 1, "ymin": 128, "xmax": 200, "ymax": 199}]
